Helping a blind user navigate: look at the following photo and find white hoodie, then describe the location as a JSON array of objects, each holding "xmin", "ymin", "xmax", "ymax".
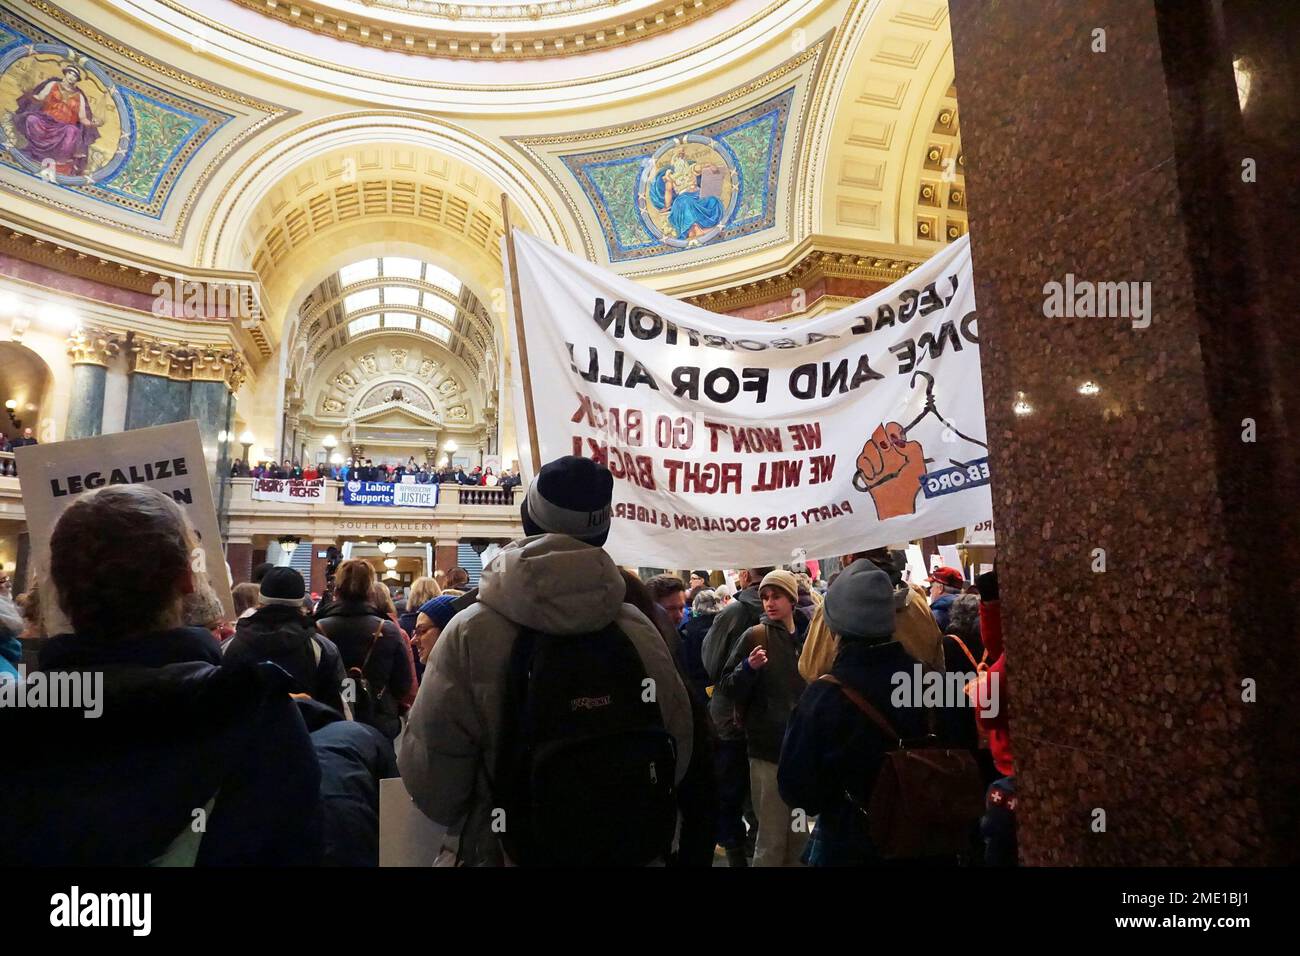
[{"xmin": 398, "ymin": 533, "xmax": 694, "ymax": 865}]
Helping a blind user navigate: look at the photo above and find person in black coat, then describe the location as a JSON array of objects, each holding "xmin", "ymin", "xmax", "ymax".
[
  {"xmin": 678, "ymin": 588, "xmax": 720, "ymax": 705},
  {"xmin": 223, "ymin": 567, "xmax": 347, "ymax": 715},
  {"xmin": 778, "ymin": 562, "xmax": 977, "ymax": 866},
  {"xmin": 315, "ymin": 559, "xmax": 416, "ymax": 739},
  {"xmin": 0, "ymin": 485, "xmax": 322, "ymax": 865}
]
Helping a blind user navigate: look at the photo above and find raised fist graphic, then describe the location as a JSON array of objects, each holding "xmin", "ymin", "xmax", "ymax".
[{"xmin": 852, "ymin": 421, "xmax": 926, "ymax": 520}]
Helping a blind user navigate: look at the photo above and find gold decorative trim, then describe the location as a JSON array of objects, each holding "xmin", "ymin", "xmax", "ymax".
[
  {"xmin": 151, "ymin": 0, "xmax": 792, "ymax": 92},
  {"xmin": 508, "ymin": 32, "xmax": 829, "ymax": 272},
  {"xmin": 229, "ymin": 0, "xmax": 736, "ymax": 61},
  {"xmin": 15, "ymin": 1, "xmax": 298, "ymax": 245},
  {"xmin": 794, "ymin": 0, "xmax": 875, "ymax": 241},
  {"xmin": 199, "ymin": 113, "xmax": 571, "ymax": 268},
  {"xmin": 0, "ymin": 214, "xmax": 274, "ymax": 359},
  {"xmin": 674, "ymin": 236, "xmax": 925, "ymax": 311},
  {"xmin": 128, "ymin": 335, "xmax": 248, "ymax": 391},
  {"xmin": 66, "ymin": 326, "xmax": 126, "ymax": 366}
]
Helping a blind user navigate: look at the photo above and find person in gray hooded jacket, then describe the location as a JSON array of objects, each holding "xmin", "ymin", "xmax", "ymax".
[{"xmin": 398, "ymin": 456, "xmax": 694, "ymax": 866}]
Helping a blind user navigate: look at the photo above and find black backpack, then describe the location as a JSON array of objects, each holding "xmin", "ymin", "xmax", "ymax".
[{"xmin": 493, "ymin": 622, "xmax": 679, "ymax": 866}]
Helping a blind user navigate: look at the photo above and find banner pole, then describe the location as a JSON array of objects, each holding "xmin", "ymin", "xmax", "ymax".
[{"xmin": 501, "ymin": 193, "xmax": 542, "ymax": 477}]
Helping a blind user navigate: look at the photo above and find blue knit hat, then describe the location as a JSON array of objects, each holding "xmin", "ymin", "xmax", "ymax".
[{"xmin": 418, "ymin": 595, "xmax": 458, "ymax": 630}]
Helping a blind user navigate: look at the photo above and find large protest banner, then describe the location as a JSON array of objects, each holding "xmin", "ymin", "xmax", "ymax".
[
  {"xmin": 342, "ymin": 481, "xmax": 439, "ymax": 508},
  {"xmin": 507, "ymin": 230, "xmax": 992, "ymax": 568},
  {"xmin": 15, "ymin": 420, "xmax": 235, "ymax": 634},
  {"xmin": 251, "ymin": 477, "xmax": 327, "ymax": 503}
]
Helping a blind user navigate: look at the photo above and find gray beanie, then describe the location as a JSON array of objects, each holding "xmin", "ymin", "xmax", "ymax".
[{"xmin": 824, "ymin": 561, "xmax": 896, "ymax": 641}]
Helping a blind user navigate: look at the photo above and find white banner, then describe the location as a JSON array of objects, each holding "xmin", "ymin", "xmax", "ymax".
[
  {"xmin": 508, "ymin": 231, "xmax": 992, "ymax": 568},
  {"xmin": 250, "ymin": 477, "xmax": 327, "ymax": 503}
]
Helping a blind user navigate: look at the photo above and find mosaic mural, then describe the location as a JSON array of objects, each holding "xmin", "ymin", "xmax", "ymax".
[
  {"xmin": 560, "ymin": 87, "xmax": 794, "ymax": 262},
  {"xmin": 0, "ymin": 7, "xmax": 236, "ymax": 222}
]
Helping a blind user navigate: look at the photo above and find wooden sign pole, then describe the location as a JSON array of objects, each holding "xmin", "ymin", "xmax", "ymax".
[{"xmin": 501, "ymin": 193, "xmax": 542, "ymax": 477}]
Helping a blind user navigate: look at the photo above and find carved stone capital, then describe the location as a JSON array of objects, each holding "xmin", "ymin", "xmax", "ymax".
[{"xmin": 67, "ymin": 326, "xmax": 125, "ymax": 366}]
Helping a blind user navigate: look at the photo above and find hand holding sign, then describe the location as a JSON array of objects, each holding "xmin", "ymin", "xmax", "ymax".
[{"xmin": 853, "ymin": 422, "xmax": 926, "ymax": 521}]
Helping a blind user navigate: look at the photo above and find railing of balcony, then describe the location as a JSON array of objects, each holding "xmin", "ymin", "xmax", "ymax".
[{"xmin": 226, "ymin": 479, "xmax": 523, "ymax": 508}]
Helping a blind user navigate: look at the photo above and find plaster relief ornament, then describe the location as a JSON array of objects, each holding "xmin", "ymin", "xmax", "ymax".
[
  {"xmin": 0, "ymin": 46, "xmax": 128, "ymax": 183},
  {"xmin": 390, "ymin": 348, "xmax": 408, "ymax": 369},
  {"xmin": 438, "ymin": 379, "xmax": 459, "ymax": 395},
  {"xmin": 418, "ymin": 359, "xmax": 437, "ymax": 379},
  {"xmin": 448, "ymin": 405, "xmax": 468, "ymax": 421},
  {"xmin": 335, "ymin": 371, "xmax": 357, "ymax": 390},
  {"xmin": 322, "ymin": 398, "xmax": 344, "ymax": 414},
  {"xmin": 359, "ymin": 353, "xmax": 378, "ymax": 375},
  {"xmin": 638, "ymin": 134, "xmax": 740, "ymax": 248}
]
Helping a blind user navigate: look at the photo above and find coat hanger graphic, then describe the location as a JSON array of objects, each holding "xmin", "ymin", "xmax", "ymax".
[{"xmin": 900, "ymin": 370, "xmax": 988, "ymax": 470}]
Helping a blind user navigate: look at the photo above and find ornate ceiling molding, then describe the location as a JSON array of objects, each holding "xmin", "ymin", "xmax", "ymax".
[
  {"xmin": 0, "ymin": 212, "xmax": 273, "ymax": 358},
  {"xmin": 675, "ymin": 233, "xmax": 924, "ymax": 312},
  {"xmin": 229, "ymin": 0, "xmax": 737, "ymax": 61},
  {"xmin": 4, "ymin": 1, "xmax": 297, "ymax": 244}
]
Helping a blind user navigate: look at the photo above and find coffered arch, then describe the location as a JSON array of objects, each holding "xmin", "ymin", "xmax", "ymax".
[{"xmin": 810, "ymin": 0, "xmax": 957, "ymax": 248}]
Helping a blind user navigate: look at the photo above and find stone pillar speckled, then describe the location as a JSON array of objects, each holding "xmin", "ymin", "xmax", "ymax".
[{"xmin": 950, "ymin": 0, "xmax": 1300, "ymax": 864}]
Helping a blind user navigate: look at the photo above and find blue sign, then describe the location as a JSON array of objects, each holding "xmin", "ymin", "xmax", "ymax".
[
  {"xmin": 342, "ymin": 480, "xmax": 439, "ymax": 508},
  {"xmin": 921, "ymin": 457, "xmax": 991, "ymax": 499}
]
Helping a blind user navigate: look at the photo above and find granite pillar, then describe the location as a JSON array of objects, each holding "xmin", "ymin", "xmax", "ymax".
[
  {"xmin": 309, "ymin": 543, "xmax": 331, "ymax": 596},
  {"xmin": 124, "ymin": 373, "xmax": 191, "ymax": 431},
  {"xmin": 65, "ymin": 363, "xmax": 106, "ymax": 440},
  {"xmin": 226, "ymin": 542, "xmax": 252, "ymax": 585},
  {"xmin": 950, "ymin": 0, "xmax": 1300, "ymax": 864},
  {"xmin": 434, "ymin": 542, "xmax": 459, "ymax": 576}
]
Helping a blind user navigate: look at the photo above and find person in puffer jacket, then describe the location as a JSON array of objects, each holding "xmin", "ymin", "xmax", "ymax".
[{"xmin": 399, "ymin": 456, "xmax": 694, "ymax": 866}]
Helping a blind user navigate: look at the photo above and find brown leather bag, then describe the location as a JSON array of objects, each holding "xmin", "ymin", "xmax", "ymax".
[{"xmin": 818, "ymin": 674, "xmax": 984, "ymax": 860}]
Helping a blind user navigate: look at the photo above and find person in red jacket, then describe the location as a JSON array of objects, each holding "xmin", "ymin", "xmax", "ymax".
[{"xmin": 972, "ymin": 571, "xmax": 1016, "ymax": 865}]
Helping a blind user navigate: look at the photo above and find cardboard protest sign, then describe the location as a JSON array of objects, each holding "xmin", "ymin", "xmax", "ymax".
[
  {"xmin": 15, "ymin": 420, "xmax": 235, "ymax": 634},
  {"xmin": 507, "ymin": 230, "xmax": 992, "ymax": 568}
]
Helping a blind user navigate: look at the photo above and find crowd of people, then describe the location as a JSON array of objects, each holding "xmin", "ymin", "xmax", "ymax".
[
  {"xmin": 0, "ymin": 453, "xmax": 1013, "ymax": 867},
  {"xmin": 230, "ymin": 456, "xmax": 522, "ymax": 490},
  {"xmin": 0, "ymin": 427, "xmax": 40, "ymax": 476}
]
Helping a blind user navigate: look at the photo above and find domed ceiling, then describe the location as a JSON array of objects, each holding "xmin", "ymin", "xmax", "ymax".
[{"xmin": 228, "ymin": 0, "xmax": 741, "ymax": 60}]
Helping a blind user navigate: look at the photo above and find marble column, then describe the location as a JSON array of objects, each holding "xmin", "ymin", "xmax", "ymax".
[
  {"xmin": 65, "ymin": 327, "xmax": 123, "ymax": 440},
  {"xmin": 124, "ymin": 373, "xmax": 191, "ymax": 431},
  {"xmin": 66, "ymin": 364, "xmax": 106, "ymax": 440},
  {"xmin": 950, "ymin": 0, "xmax": 1300, "ymax": 865}
]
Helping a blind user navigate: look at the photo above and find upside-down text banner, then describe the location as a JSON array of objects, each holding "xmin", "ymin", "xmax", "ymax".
[{"xmin": 507, "ymin": 231, "xmax": 992, "ymax": 568}]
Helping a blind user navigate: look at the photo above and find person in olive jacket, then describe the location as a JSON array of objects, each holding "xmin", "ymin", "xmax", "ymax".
[
  {"xmin": 778, "ymin": 560, "xmax": 975, "ymax": 866},
  {"xmin": 717, "ymin": 569, "xmax": 809, "ymax": 867}
]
